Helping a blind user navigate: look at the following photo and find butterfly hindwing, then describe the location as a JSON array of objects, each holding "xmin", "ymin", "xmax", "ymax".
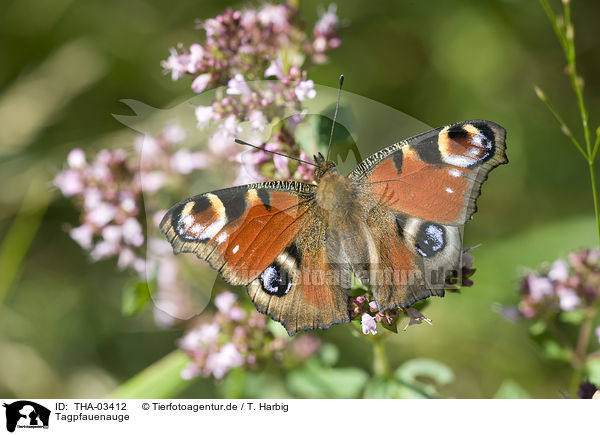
[
  {"xmin": 351, "ymin": 120, "xmax": 507, "ymax": 225},
  {"xmin": 362, "ymin": 207, "xmax": 463, "ymax": 310},
  {"xmin": 247, "ymin": 214, "xmax": 351, "ymax": 335}
]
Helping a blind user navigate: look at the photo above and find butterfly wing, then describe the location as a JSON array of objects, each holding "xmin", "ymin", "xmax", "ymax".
[
  {"xmin": 350, "ymin": 120, "xmax": 507, "ymax": 225},
  {"xmin": 247, "ymin": 211, "xmax": 351, "ymax": 335},
  {"xmin": 350, "ymin": 120, "xmax": 506, "ymax": 309},
  {"xmin": 160, "ymin": 180, "xmax": 350, "ymax": 335},
  {"xmin": 363, "ymin": 208, "xmax": 464, "ymax": 310}
]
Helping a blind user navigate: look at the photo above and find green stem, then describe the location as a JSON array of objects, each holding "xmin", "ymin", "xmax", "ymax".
[
  {"xmin": 591, "ymin": 130, "xmax": 600, "ymax": 161},
  {"xmin": 108, "ymin": 350, "xmax": 196, "ymax": 399},
  {"xmin": 372, "ymin": 339, "xmax": 390, "ymax": 378},
  {"xmin": 588, "ymin": 162, "xmax": 600, "ymax": 247},
  {"xmin": 0, "ymin": 179, "xmax": 51, "ymax": 305},
  {"xmin": 569, "ymin": 306, "xmax": 597, "ymax": 395},
  {"xmin": 540, "ymin": 0, "xmax": 600, "ymax": 248}
]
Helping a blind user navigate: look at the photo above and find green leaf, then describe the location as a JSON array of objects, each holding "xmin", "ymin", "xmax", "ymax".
[
  {"xmin": 286, "ymin": 358, "xmax": 368, "ymax": 398},
  {"xmin": 221, "ymin": 367, "xmax": 246, "ymax": 399},
  {"xmin": 266, "ymin": 319, "xmax": 289, "ymax": 338},
  {"xmin": 542, "ymin": 339, "xmax": 571, "ymax": 362},
  {"xmin": 558, "ymin": 309, "xmax": 586, "ymax": 325},
  {"xmin": 395, "ymin": 358, "xmax": 455, "ymax": 397},
  {"xmin": 108, "ymin": 350, "xmax": 194, "ymax": 399},
  {"xmin": 121, "ymin": 279, "xmax": 152, "ymax": 316},
  {"xmin": 380, "ymin": 317, "xmax": 398, "ymax": 333},
  {"xmin": 584, "ymin": 358, "xmax": 600, "ymax": 385},
  {"xmin": 239, "ymin": 372, "xmax": 291, "ymax": 398},
  {"xmin": 363, "ymin": 376, "xmax": 398, "ymax": 398},
  {"xmin": 493, "ymin": 379, "xmax": 531, "ymax": 398},
  {"xmin": 529, "ymin": 320, "xmax": 547, "ymax": 336},
  {"xmin": 363, "ymin": 376, "xmax": 428, "ymax": 398},
  {"xmin": 318, "ymin": 343, "xmax": 340, "ymax": 367}
]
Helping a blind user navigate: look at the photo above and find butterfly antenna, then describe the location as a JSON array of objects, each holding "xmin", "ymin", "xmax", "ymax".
[
  {"xmin": 325, "ymin": 74, "xmax": 344, "ymax": 162},
  {"xmin": 234, "ymin": 138, "xmax": 319, "ymax": 168}
]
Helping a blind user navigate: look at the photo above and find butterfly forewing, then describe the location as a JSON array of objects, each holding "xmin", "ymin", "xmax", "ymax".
[{"xmin": 350, "ymin": 120, "xmax": 507, "ymax": 225}]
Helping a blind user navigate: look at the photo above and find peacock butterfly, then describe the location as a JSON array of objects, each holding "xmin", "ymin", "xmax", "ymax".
[{"xmin": 160, "ymin": 80, "xmax": 507, "ymax": 335}]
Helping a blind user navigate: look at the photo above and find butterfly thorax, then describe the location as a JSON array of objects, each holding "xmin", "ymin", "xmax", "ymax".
[{"xmin": 315, "ymin": 168, "xmax": 360, "ymax": 218}]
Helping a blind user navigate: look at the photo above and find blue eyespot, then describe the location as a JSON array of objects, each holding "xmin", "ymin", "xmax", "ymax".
[
  {"xmin": 415, "ymin": 223, "xmax": 446, "ymax": 257},
  {"xmin": 260, "ymin": 264, "xmax": 292, "ymax": 296}
]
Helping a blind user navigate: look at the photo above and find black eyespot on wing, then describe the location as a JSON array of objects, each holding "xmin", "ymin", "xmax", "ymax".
[
  {"xmin": 260, "ymin": 264, "xmax": 292, "ymax": 297},
  {"xmin": 416, "ymin": 135, "xmax": 443, "ymax": 164},
  {"xmin": 285, "ymin": 242, "xmax": 302, "ymax": 266},
  {"xmin": 415, "ymin": 222, "xmax": 446, "ymax": 258},
  {"xmin": 447, "ymin": 125, "xmax": 470, "ymax": 141},
  {"xmin": 471, "ymin": 122, "xmax": 496, "ymax": 147},
  {"xmin": 216, "ymin": 188, "xmax": 247, "ymax": 222},
  {"xmin": 191, "ymin": 195, "xmax": 211, "ymax": 214},
  {"xmin": 257, "ymin": 188, "xmax": 272, "ymax": 211},
  {"xmin": 392, "ymin": 149, "xmax": 403, "ymax": 174}
]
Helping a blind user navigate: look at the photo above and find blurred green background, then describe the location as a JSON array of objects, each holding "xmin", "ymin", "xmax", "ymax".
[{"xmin": 1, "ymin": 0, "xmax": 599, "ymax": 398}]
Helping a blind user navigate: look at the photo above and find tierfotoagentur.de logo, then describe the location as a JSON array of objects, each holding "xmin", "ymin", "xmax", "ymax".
[{"xmin": 3, "ymin": 401, "xmax": 50, "ymax": 433}]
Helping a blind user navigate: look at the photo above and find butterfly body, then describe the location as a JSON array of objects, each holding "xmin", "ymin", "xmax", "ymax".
[{"xmin": 161, "ymin": 120, "xmax": 507, "ymax": 334}]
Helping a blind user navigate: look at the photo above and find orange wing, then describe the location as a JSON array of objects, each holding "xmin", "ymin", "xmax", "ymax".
[
  {"xmin": 351, "ymin": 120, "xmax": 507, "ymax": 225},
  {"xmin": 160, "ymin": 180, "xmax": 315, "ymax": 286}
]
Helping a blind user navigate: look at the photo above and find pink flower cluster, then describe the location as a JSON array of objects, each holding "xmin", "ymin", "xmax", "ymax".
[
  {"xmin": 54, "ymin": 147, "xmax": 146, "ymax": 272},
  {"xmin": 162, "ymin": 2, "xmax": 339, "ymax": 92},
  {"xmin": 54, "ymin": 123, "xmax": 209, "ymax": 276},
  {"xmin": 350, "ymin": 294, "xmax": 398, "ymax": 335},
  {"xmin": 518, "ymin": 249, "xmax": 600, "ymax": 318},
  {"xmin": 163, "ymin": 2, "xmax": 340, "ymax": 185},
  {"xmin": 350, "ymin": 294, "xmax": 433, "ymax": 336},
  {"xmin": 179, "ymin": 291, "xmax": 321, "ymax": 379}
]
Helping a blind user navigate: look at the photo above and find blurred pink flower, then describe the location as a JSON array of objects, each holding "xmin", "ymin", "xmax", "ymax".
[
  {"xmin": 69, "ymin": 224, "xmax": 94, "ymax": 250},
  {"xmin": 549, "ymin": 259, "xmax": 569, "ymax": 281},
  {"xmin": 54, "ymin": 169, "xmax": 83, "ymax": 197},
  {"xmin": 526, "ymin": 275, "xmax": 554, "ymax": 302},
  {"xmin": 181, "ymin": 323, "xmax": 220, "ymax": 352},
  {"xmin": 87, "ymin": 202, "xmax": 116, "ymax": 227},
  {"xmin": 294, "ymin": 80, "xmax": 316, "ymax": 101},
  {"xmin": 249, "ymin": 110, "xmax": 266, "ymax": 131},
  {"xmin": 265, "ymin": 142, "xmax": 290, "ymax": 178},
  {"xmin": 194, "ymin": 105, "xmax": 214, "ymax": 127},
  {"xmin": 226, "ymin": 74, "xmax": 251, "ymax": 96},
  {"xmin": 264, "ymin": 59, "xmax": 284, "ymax": 79},
  {"xmin": 180, "ymin": 362, "xmax": 202, "ymax": 380},
  {"xmin": 596, "ymin": 326, "xmax": 600, "ymax": 344},
  {"xmin": 206, "ymin": 343, "xmax": 244, "ymax": 379},
  {"xmin": 164, "ymin": 47, "xmax": 188, "ymax": 80},
  {"xmin": 163, "ymin": 123, "xmax": 187, "ymax": 144},
  {"xmin": 361, "ymin": 313, "xmax": 377, "ymax": 335},
  {"xmin": 314, "ymin": 4, "xmax": 339, "ymax": 36},
  {"xmin": 67, "ymin": 148, "xmax": 86, "ymax": 168},
  {"xmin": 214, "ymin": 291, "xmax": 237, "ymax": 314},
  {"xmin": 556, "ymin": 287, "xmax": 581, "ymax": 311},
  {"xmin": 191, "ymin": 73, "xmax": 212, "ymax": 93},
  {"xmin": 515, "ymin": 249, "xmax": 600, "ymax": 319},
  {"xmin": 187, "ymin": 43, "xmax": 204, "ymax": 74},
  {"xmin": 170, "ymin": 149, "xmax": 209, "ymax": 174}
]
